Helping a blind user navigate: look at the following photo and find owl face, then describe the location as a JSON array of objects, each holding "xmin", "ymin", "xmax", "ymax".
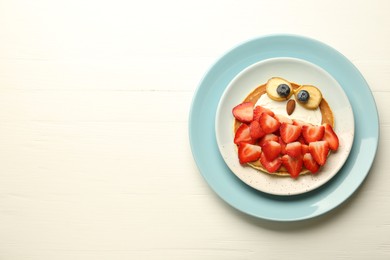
[{"xmin": 260, "ymin": 77, "xmax": 324, "ymax": 125}]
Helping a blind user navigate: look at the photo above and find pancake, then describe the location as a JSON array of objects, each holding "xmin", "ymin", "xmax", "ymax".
[{"xmin": 233, "ymin": 81, "xmax": 335, "ymax": 177}]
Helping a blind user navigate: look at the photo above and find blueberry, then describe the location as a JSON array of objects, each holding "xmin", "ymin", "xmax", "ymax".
[
  {"xmin": 276, "ymin": 84, "xmax": 290, "ymax": 98},
  {"xmin": 297, "ymin": 90, "xmax": 310, "ymax": 102}
]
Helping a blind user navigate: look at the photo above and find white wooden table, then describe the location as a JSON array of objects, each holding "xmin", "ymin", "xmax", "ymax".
[{"xmin": 0, "ymin": 0, "xmax": 389, "ymax": 259}]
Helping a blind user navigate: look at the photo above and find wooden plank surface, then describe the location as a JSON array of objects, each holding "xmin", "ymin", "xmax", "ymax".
[{"xmin": 0, "ymin": 0, "xmax": 389, "ymax": 259}]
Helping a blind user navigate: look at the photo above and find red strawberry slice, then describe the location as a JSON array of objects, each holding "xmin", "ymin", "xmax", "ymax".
[
  {"xmin": 234, "ymin": 124, "xmax": 253, "ymax": 145},
  {"xmin": 237, "ymin": 143, "xmax": 262, "ymax": 164},
  {"xmin": 274, "ymin": 114, "xmax": 293, "ymax": 124},
  {"xmin": 278, "ymin": 137, "xmax": 287, "ymax": 155},
  {"xmin": 282, "ymin": 154, "xmax": 303, "ymax": 178},
  {"xmin": 293, "ymin": 119, "xmax": 311, "ymax": 128},
  {"xmin": 232, "ymin": 102, "xmax": 254, "ymax": 123},
  {"xmin": 262, "ymin": 140, "xmax": 282, "ymax": 161},
  {"xmin": 258, "ymin": 134, "xmax": 279, "ymax": 147},
  {"xmin": 249, "ymin": 120, "xmax": 266, "ymax": 140},
  {"xmin": 303, "ymin": 153, "xmax": 320, "ymax": 173},
  {"xmin": 301, "ymin": 144, "xmax": 309, "ymax": 155},
  {"xmin": 285, "ymin": 141, "xmax": 302, "ymax": 159},
  {"xmin": 280, "ymin": 122, "xmax": 302, "ymax": 143},
  {"xmin": 322, "ymin": 123, "xmax": 339, "ymax": 151},
  {"xmin": 253, "ymin": 105, "xmax": 275, "ymax": 121},
  {"xmin": 260, "ymin": 152, "xmax": 282, "ymax": 173},
  {"xmin": 259, "ymin": 113, "xmax": 281, "ymax": 134},
  {"xmin": 309, "ymin": 141, "xmax": 329, "ymax": 165},
  {"xmin": 302, "ymin": 124, "xmax": 325, "ymax": 143},
  {"xmin": 297, "ymin": 135, "xmax": 308, "ymax": 145}
]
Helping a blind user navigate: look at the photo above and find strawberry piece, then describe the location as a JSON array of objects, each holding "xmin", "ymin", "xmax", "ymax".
[
  {"xmin": 278, "ymin": 137, "xmax": 287, "ymax": 155},
  {"xmin": 232, "ymin": 102, "xmax": 254, "ymax": 123},
  {"xmin": 274, "ymin": 114, "xmax": 293, "ymax": 124},
  {"xmin": 322, "ymin": 123, "xmax": 339, "ymax": 151},
  {"xmin": 293, "ymin": 119, "xmax": 311, "ymax": 128},
  {"xmin": 258, "ymin": 134, "xmax": 279, "ymax": 147},
  {"xmin": 253, "ymin": 105, "xmax": 274, "ymax": 121},
  {"xmin": 259, "ymin": 113, "xmax": 281, "ymax": 134},
  {"xmin": 262, "ymin": 140, "xmax": 282, "ymax": 161},
  {"xmin": 302, "ymin": 125, "xmax": 325, "ymax": 143},
  {"xmin": 260, "ymin": 153, "xmax": 282, "ymax": 173},
  {"xmin": 249, "ymin": 120, "xmax": 266, "ymax": 140},
  {"xmin": 285, "ymin": 141, "xmax": 302, "ymax": 159},
  {"xmin": 297, "ymin": 135, "xmax": 308, "ymax": 145},
  {"xmin": 301, "ymin": 144, "xmax": 309, "ymax": 154},
  {"xmin": 309, "ymin": 141, "xmax": 329, "ymax": 165},
  {"xmin": 237, "ymin": 143, "xmax": 262, "ymax": 164},
  {"xmin": 280, "ymin": 122, "xmax": 302, "ymax": 143},
  {"xmin": 234, "ymin": 124, "xmax": 253, "ymax": 145},
  {"xmin": 282, "ymin": 154, "xmax": 303, "ymax": 178},
  {"xmin": 303, "ymin": 153, "xmax": 320, "ymax": 173}
]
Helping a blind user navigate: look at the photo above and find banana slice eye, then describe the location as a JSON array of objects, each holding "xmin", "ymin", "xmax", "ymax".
[
  {"xmin": 266, "ymin": 77, "xmax": 293, "ymax": 101},
  {"xmin": 294, "ymin": 85, "xmax": 322, "ymax": 109},
  {"xmin": 266, "ymin": 77, "xmax": 323, "ymax": 110}
]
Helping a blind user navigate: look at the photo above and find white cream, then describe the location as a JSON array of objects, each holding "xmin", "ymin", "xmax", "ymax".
[{"xmin": 255, "ymin": 94, "xmax": 322, "ymax": 125}]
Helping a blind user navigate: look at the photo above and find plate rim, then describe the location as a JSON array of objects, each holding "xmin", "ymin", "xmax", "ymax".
[{"xmin": 188, "ymin": 34, "xmax": 379, "ymax": 221}]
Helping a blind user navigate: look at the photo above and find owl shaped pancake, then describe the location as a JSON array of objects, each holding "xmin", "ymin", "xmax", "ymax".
[{"xmin": 232, "ymin": 77, "xmax": 339, "ymax": 178}]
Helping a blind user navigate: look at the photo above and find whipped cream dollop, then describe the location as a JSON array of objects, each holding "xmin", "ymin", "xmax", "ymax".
[{"xmin": 255, "ymin": 94, "xmax": 322, "ymax": 126}]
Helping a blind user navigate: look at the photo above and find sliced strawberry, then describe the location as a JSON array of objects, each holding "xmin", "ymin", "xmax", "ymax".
[
  {"xmin": 302, "ymin": 124, "xmax": 325, "ymax": 143},
  {"xmin": 301, "ymin": 144, "xmax": 309, "ymax": 154},
  {"xmin": 280, "ymin": 122, "xmax": 302, "ymax": 143},
  {"xmin": 282, "ymin": 154, "xmax": 303, "ymax": 178},
  {"xmin": 262, "ymin": 140, "xmax": 282, "ymax": 161},
  {"xmin": 249, "ymin": 120, "xmax": 266, "ymax": 140},
  {"xmin": 293, "ymin": 119, "xmax": 311, "ymax": 128},
  {"xmin": 253, "ymin": 105, "xmax": 275, "ymax": 121},
  {"xmin": 258, "ymin": 134, "xmax": 279, "ymax": 147},
  {"xmin": 297, "ymin": 135, "xmax": 308, "ymax": 145},
  {"xmin": 285, "ymin": 141, "xmax": 302, "ymax": 159},
  {"xmin": 237, "ymin": 143, "xmax": 262, "ymax": 164},
  {"xmin": 274, "ymin": 114, "xmax": 293, "ymax": 124},
  {"xmin": 234, "ymin": 124, "xmax": 253, "ymax": 145},
  {"xmin": 232, "ymin": 102, "xmax": 254, "ymax": 123},
  {"xmin": 259, "ymin": 113, "xmax": 281, "ymax": 134},
  {"xmin": 278, "ymin": 137, "xmax": 287, "ymax": 155},
  {"xmin": 260, "ymin": 153, "xmax": 282, "ymax": 173},
  {"xmin": 309, "ymin": 141, "xmax": 329, "ymax": 165},
  {"xmin": 322, "ymin": 123, "xmax": 339, "ymax": 151},
  {"xmin": 303, "ymin": 153, "xmax": 320, "ymax": 173}
]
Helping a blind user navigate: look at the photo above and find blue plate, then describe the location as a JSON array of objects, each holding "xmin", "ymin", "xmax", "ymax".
[{"xmin": 188, "ymin": 34, "xmax": 379, "ymax": 221}]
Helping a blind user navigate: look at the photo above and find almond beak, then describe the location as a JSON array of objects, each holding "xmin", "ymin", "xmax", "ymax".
[{"xmin": 286, "ymin": 99, "xmax": 296, "ymax": 115}]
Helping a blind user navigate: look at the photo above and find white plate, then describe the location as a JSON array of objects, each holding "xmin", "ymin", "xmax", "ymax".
[{"xmin": 215, "ymin": 57, "xmax": 354, "ymax": 196}]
